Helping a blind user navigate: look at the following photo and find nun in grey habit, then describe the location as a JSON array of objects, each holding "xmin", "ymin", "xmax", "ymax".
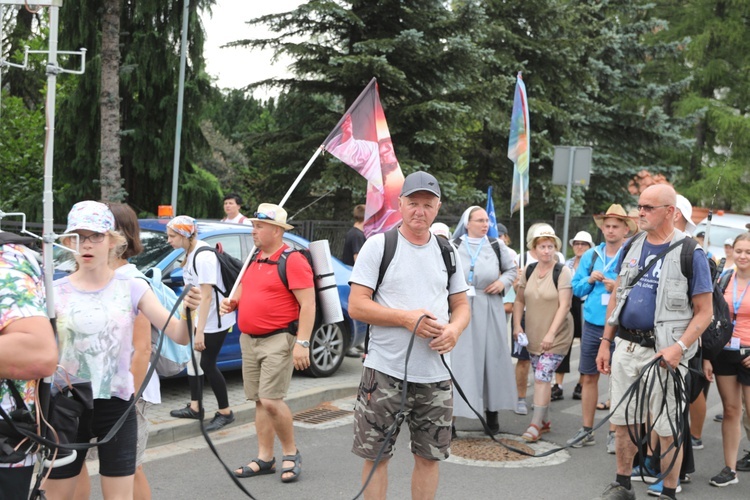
[{"xmin": 451, "ymin": 206, "xmax": 518, "ymax": 433}]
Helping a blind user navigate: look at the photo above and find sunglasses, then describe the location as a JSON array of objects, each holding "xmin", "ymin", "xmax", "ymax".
[
  {"xmin": 636, "ymin": 204, "xmax": 671, "ymax": 213},
  {"xmin": 253, "ymin": 211, "xmax": 275, "ymax": 221}
]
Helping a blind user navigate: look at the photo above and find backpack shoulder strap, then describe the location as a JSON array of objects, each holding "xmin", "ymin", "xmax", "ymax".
[
  {"xmin": 451, "ymin": 237, "xmax": 462, "ymax": 249},
  {"xmin": 191, "ymin": 245, "xmax": 214, "ymax": 274},
  {"xmin": 553, "ymin": 262, "xmax": 563, "ymax": 289},
  {"xmin": 524, "ymin": 262, "xmax": 562, "ymax": 288},
  {"xmin": 276, "ymin": 247, "xmax": 314, "ymax": 290},
  {"xmin": 718, "ymin": 269, "xmax": 734, "ymax": 293},
  {"xmin": 434, "ymin": 234, "xmax": 456, "ymax": 288},
  {"xmin": 376, "ymin": 227, "xmax": 400, "ymax": 294},
  {"xmin": 587, "ymin": 248, "xmax": 600, "ymax": 276},
  {"xmin": 680, "ymin": 236, "xmax": 697, "ymax": 281},
  {"xmin": 490, "ymin": 238, "xmax": 505, "ymax": 273},
  {"xmin": 525, "ymin": 262, "xmax": 538, "ymax": 281}
]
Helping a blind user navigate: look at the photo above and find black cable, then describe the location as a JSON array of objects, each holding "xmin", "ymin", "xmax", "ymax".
[{"xmin": 185, "ymin": 311, "xmax": 259, "ymax": 499}]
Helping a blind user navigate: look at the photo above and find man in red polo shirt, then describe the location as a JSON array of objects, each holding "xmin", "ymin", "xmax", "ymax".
[{"xmin": 221, "ymin": 203, "xmax": 314, "ymax": 484}]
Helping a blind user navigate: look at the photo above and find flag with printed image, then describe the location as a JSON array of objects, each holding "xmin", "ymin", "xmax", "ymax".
[
  {"xmin": 508, "ymin": 72, "xmax": 530, "ymax": 214},
  {"xmin": 323, "ymin": 78, "xmax": 404, "ymax": 237},
  {"xmin": 486, "ymin": 186, "xmax": 498, "ymax": 238}
]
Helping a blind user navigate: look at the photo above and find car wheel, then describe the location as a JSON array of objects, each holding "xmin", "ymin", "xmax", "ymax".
[{"xmin": 301, "ymin": 321, "xmax": 348, "ymax": 378}]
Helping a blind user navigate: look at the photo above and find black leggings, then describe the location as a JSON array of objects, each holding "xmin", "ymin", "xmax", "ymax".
[{"xmin": 189, "ymin": 329, "xmax": 229, "ymax": 409}]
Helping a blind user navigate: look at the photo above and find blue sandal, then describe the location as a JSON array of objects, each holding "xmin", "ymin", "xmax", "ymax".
[{"xmin": 280, "ymin": 449, "xmax": 301, "ymax": 483}]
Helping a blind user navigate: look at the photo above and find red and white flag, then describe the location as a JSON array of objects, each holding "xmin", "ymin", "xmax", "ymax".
[{"xmin": 323, "ymin": 78, "xmax": 404, "ymax": 237}]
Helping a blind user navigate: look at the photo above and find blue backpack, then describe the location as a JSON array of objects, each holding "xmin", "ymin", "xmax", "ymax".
[{"xmin": 138, "ymin": 267, "xmax": 191, "ymax": 377}]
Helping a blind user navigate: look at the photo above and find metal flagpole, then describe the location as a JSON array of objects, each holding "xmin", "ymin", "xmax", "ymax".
[{"xmin": 170, "ymin": 0, "xmax": 189, "ymax": 214}]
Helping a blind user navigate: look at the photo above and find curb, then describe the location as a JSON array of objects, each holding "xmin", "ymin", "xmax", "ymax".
[{"xmin": 146, "ymin": 382, "xmax": 359, "ymax": 449}]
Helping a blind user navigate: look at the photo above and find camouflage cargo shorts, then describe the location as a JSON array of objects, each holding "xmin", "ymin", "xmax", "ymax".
[{"xmin": 352, "ymin": 367, "xmax": 453, "ymax": 461}]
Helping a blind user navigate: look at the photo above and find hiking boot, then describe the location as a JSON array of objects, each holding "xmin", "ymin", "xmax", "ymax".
[
  {"xmin": 205, "ymin": 410, "xmax": 235, "ymax": 432},
  {"xmin": 606, "ymin": 431, "xmax": 616, "ymax": 454},
  {"xmin": 170, "ymin": 403, "xmax": 200, "ymax": 419},
  {"xmin": 551, "ymin": 384, "xmax": 564, "ymax": 401},
  {"xmin": 691, "ymin": 435, "xmax": 703, "ymax": 450},
  {"xmin": 737, "ymin": 450, "xmax": 750, "ymax": 472},
  {"xmin": 573, "ymin": 383, "xmax": 583, "ymax": 400},
  {"xmin": 647, "ymin": 479, "xmax": 681, "ymax": 496},
  {"xmin": 567, "ymin": 428, "xmax": 595, "ymax": 448},
  {"xmin": 485, "ymin": 410, "xmax": 500, "ymax": 435},
  {"xmin": 515, "ymin": 399, "xmax": 528, "ymax": 415},
  {"xmin": 599, "ymin": 482, "xmax": 636, "ymax": 500},
  {"xmin": 632, "ymin": 462, "xmax": 659, "ymax": 484},
  {"xmin": 709, "ymin": 466, "xmax": 738, "ymax": 487}
]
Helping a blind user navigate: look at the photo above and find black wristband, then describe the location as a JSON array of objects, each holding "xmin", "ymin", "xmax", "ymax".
[{"xmin": 600, "ymin": 337, "xmax": 613, "ymax": 344}]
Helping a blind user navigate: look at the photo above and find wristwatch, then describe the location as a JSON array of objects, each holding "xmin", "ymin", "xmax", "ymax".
[
  {"xmin": 296, "ymin": 339, "xmax": 310, "ymax": 348},
  {"xmin": 676, "ymin": 340, "xmax": 689, "ymax": 355}
]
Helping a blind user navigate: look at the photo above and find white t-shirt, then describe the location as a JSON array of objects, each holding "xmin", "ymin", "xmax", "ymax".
[
  {"xmin": 183, "ymin": 241, "xmax": 236, "ymax": 333},
  {"xmin": 350, "ymin": 231, "xmax": 468, "ymax": 383},
  {"xmin": 221, "ymin": 213, "xmax": 253, "ymax": 226},
  {"xmin": 115, "ymin": 264, "xmax": 161, "ymax": 404}
]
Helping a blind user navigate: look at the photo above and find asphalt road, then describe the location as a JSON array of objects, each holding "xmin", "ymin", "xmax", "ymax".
[{"xmin": 82, "ymin": 383, "xmax": 749, "ymax": 500}]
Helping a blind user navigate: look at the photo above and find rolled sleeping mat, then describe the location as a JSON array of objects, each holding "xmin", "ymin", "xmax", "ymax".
[{"xmin": 308, "ymin": 240, "xmax": 344, "ymax": 325}]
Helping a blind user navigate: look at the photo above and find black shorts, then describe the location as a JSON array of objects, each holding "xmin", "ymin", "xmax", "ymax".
[
  {"xmin": 0, "ymin": 466, "xmax": 34, "ymax": 500},
  {"xmin": 711, "ymin": 349, "xmax": 750, "ymax": 386},
  {"xmin": 49, "ymin": 396, "xmax": 137, "ymax": 479}
]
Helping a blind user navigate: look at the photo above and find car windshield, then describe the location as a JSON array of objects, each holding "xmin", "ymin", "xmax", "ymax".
[
  {"xmin": 131, "ymin": 230, "xmax": 173, "ymax": 270},
  {"xmin": 52, "ymin": 229, "xmax": 173, "ymax": 273},
  {"xmin": 695, "ymin": 224, "xmax": 745, "ymax": 249}
]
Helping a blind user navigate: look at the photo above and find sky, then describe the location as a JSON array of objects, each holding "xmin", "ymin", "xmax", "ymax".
[{"xmin": 201, "ymin": 0, "xmax": 304, "ymax": 96}]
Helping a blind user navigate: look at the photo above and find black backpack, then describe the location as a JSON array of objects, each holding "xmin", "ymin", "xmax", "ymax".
[
  {"xmin": 701, "ymin": 265, "xmax": 734, "ymax": 361},
  {"xmin": 364, "ymin": 226, "xmax": 457, "ymax": 354},
  {"xmin": 525, "ymin": 262, "xmax": 564, "ymax": 289},
  {"xmin": 249, "ymin": 246, "xmax": 317, "ymax": 290},
  {"xmin": 192, "ymin": 243, "xmax": 243, "ymax": 328}
]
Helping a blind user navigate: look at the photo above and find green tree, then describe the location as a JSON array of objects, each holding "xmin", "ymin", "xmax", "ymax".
[
  {"xmin": 650, "ymin": 0, "xmax": 750, "ymax": 211},
  {"xmin": 55, "ymin": 0, "xmax": 217, "ymax": 217},
  {"xmin": 228, "ymin": 0, "xmax": 490, "ymax": 219},
  {"xmin": 0, "ymin": 92, "xmax": 46, "ymax": 215}
]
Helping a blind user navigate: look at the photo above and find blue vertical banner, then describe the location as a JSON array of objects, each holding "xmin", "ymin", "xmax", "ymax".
[{"xmin": 486, "ymin": 186, "xmax": 498, "ymax": 238}]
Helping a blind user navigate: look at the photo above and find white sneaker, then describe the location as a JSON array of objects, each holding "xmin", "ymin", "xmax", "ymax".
[
  {"xmin": 515, "ymin": 399, "xmax": 528, "ymax": 415},
  {"xmin": 567, "ymin": 428, "xmax": 595, "ymax": 448},
  {"xmin": 606, "ymin": 431, "xmax": 616, "ymax": 454}
]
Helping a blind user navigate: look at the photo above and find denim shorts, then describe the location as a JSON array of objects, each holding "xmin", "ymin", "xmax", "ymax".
[
  {"xmin": 579, "ymin": 322, "xmax": 613, "ymax": 375},
  {"xmin": 49, "ymin": 396, "xmax": 137, "ymax": 479}
]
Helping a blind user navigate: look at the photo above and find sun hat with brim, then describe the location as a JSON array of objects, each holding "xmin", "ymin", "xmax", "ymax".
[
  {"xmin": 248, "ymin": 203, "xmax": 294, "ymax": 230},
  {"xmin": 65, "ymin": 201, "xmax": 115, "ymax": 235},
  {"xmin": 167, "ymin": 215, "xmax": 196, "ymax": 238},
  {"xmin": 569, "ymin": 230, "xmax": 594, "ymax": 249},
  {"xmin": 593, "ymin": 204, "xmax": 637, "ymax": 234},
  {"xmin": 400, "ymin": 171, "xmax": 441, "ymax": 199},
  {"xmin": 675, "ymin": 194, "xmax": 697, "ymax": 235},
  {"xmin": 527, "ymin": 225, "xmax": 562, "ymax": 251}
]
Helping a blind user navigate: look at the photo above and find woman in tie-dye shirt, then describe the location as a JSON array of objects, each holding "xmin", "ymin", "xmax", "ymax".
[{"xmin": 45, "ymin": 202, "xmax": 201, "ymax": 500}]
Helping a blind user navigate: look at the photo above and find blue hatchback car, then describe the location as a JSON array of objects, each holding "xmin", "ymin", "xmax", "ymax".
[{"xmin": 55, "ymin": 219, "xmax": 366, "ymax": 377}]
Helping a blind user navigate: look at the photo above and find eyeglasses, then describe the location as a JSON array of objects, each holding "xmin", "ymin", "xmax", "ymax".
[
  {"xmin": 76, "ymin": 233, "xmax": 106, "ymax": 244},
  {"xmin": 253, "ymin": 212, "xmax": 274, "ymax": 221},
  {"xmin": 636, "ymin": 204, "xmax": 671, "ymax": 213},
  {"xmin": 573, "ymin": 241, "xmax": 590, "ymax": 246}
]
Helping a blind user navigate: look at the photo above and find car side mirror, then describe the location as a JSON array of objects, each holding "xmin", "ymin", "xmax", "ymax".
[{"xmin": 168, "ymin": 268, "xmax": 185, "ymax": 287}]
